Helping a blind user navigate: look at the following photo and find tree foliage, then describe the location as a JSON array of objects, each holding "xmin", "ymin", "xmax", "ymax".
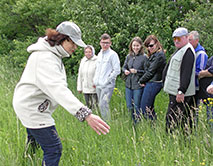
[
  {"xmin": 0, "ymin": 0, "xmax": 212, "ymax": 73},
  {"xmin": 181, "ymin": 3, "xmax": 213, "ymax": 57}
]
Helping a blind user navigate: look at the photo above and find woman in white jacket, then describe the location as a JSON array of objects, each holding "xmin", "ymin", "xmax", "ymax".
[
  {"xmin": 77, "ymin": 45, "xmax": 98, "ymax": 109},
  {"xmin": 12, "ymin": 21, "xmax": 110, "ymax": 166}
]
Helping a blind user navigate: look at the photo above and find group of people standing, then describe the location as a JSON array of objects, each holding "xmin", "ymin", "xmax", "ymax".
[
  {"xmin": 12, "ymin": 20, "xmax": 212, "ymax": 166},
  {"xmin": 78, "ymin": 27, "xmax": 213, "ymax": 134},
  {"xmin": 77, "ymin": 33, "xmax": 167, "ymax": 124},
  {"xmin": 77, "ymin": 33, "xmax": 166, "ymax": 125}
]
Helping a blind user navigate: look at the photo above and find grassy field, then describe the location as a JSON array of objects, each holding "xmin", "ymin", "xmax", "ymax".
[{"xmin": 0, "ymin": 58, "xmax": 212, "ymax": 166}]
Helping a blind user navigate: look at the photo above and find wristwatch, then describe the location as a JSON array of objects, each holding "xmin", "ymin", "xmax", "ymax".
[{"xmin": 178, "ymin": 91, "xmax": 183, "ymax": 95}]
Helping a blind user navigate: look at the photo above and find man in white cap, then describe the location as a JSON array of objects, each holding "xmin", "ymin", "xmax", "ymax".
[
  {"xmin": 163, "ymin": 27, "xmax": 196, "ymax": 133},
  {"xmin": 13, "ymin": 21, "xmax": 110, "ymax": 166}
]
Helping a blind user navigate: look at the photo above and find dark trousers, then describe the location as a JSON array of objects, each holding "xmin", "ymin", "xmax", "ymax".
[
  {"xmin": 166, "ymin": 94, "xmax": 196, "ymax": 133},
  {"xmin": 27, "ymin": 126, "xmax": 62, "ymax": 166},
  {"xmin": 84, "ymin": 93, "xmax": 98, "ymax": 109}
]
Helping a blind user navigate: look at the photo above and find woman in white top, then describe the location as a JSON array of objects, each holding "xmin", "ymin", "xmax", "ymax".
[
  {"xmin": 77, "ymin": 45, "xmax": 98, "ymax": 109},
  {"xmin": 13, "ymin": 21, "xmax": 110, "ymax": 166}
]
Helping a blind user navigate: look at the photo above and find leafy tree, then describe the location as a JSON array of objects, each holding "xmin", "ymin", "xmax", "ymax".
[
  {"xmin": 0, "ymin": 0, "xmax": 66, "ymax": 39},
  {"xmin": 181, "ymin": 2, "xmax": 213, "ymax": 57},
  {"xmin": 0, "ymin": 0, "xmax": 67, "ymax": 67},
  {"xmin": 0, "ymin": 0, "xmax": 212, "ymax": 74}
]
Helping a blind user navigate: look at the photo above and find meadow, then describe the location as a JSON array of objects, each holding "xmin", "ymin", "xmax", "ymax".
[{"xmin": 0, "ymin": 58, "xmax": 212, "ymax": 166}]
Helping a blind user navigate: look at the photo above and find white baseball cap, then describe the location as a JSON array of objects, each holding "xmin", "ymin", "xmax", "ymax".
[
  {"xmin": 56, "ymin": 21, "xmax": 87, "ymax": 47},
  {"xmin": 172, "ymin": 27, "xmax": 188, "ymax": 37}
]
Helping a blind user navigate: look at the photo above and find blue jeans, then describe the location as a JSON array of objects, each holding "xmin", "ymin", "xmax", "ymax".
[
  {"xmin": 125, "ymin": 87, "xmax": 143, "ymax": 123},
  {"xmin": 140, "ymin": 82, "xmax": 162, "ymax": 120},
  {"xmin": 27, "ymin": 126, "xmax": 62, "ymax": 166}
]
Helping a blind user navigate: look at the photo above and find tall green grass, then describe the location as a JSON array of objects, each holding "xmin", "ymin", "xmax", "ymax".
[{"xmin": 0, "ymin": 58, "xmax": 212, "ymax": 166}]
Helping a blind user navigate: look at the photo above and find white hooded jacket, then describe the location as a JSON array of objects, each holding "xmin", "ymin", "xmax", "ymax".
[
  {"xmin": 77, "ymin": 46, "xmax": 97, "ymax": 93},
  {"xmin": 13, "ymin": 37, "xmax": 84, "ymax": 128}
]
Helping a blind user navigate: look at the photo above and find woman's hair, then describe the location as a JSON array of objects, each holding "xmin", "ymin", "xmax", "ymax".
[
  {"xmin": 128, "ymin": 36, "xmax": 144, "ymax": 56},
  {"xmin": 45, "ymin": 28, "xmax": 70, "ymax": 46},
  {"xmin": 144, "ymin": 35, "xmax": 163, "ymax": 56}
]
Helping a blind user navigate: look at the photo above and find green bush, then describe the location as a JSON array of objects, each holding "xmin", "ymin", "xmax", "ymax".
[
  {"xmin": 3, "ymin": 37, "xmax": 38, "ymax": 68},
  {"xmin": 181, "ymin": 3, "xmax": 213, "ymax": 57},
  {"xmin": 0, "ymin": 0, "xmax": 66, "ymax": 39},
  {"xmin": 0, "ymin": 0, "xmax": 212, "ymax": 73},
  {"xmin": 0, "ymin": 35, "xmax": 14, "ymax": 56}
]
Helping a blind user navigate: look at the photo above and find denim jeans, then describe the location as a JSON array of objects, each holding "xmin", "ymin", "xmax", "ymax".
[
  {"xmin": 26, "ymin": 129, "xmax": 40, "ymax": 154},
  {"xmin": 125, "ymin": 87, "xmax": 143, "ymax": 123},
  {"xmin": 140, "ymin": 82, "xmax": 162, "ymax": 120},
  {"xmin": 27, "ymin": 126, "xmax": 62, "ymax": 166}
]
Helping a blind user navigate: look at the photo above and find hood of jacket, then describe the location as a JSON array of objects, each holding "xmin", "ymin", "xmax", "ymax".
[
  {"xmin": 85, "ymin": 45, "xmax": 95, "ymax": 57},
  {"xmin": 27, "ymin": 37, "xmax": 70, "ymax": 58}
]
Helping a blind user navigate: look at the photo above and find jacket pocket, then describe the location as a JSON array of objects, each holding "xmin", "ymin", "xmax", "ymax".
[
  {"xmin": 171, "ymin": 59, "xmax": 181, "ymax": 71},
  {"xmin": 166, "ymin": 76, "xmax": 179, "ymax": 91}
]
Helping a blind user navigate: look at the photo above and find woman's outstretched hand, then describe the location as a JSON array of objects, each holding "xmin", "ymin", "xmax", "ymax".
[{"xmin": 85, "ymin": 114, "xmax": 110, "ymax": 135}]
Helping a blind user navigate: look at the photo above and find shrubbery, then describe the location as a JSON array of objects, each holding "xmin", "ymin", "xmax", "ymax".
[
  {"xmin": 181, "ymin": 3, "xmax": 213, "ymax": 56},
  {"xmin": 0, "ymin": 0, "xmax": 212, "ymax": 73}
]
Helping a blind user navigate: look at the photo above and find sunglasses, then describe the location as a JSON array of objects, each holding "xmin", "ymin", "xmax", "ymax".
[
  {"xmin": 173, "ymin": 37, "xmax": 181, "ymax": 42},
  {"xmin": 147, "ymin": 44, "xmax": 155, "ymax": 48}
]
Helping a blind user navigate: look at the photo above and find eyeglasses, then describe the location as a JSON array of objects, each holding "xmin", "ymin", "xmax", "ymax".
[
  {"xmin": 173, "ymin": 37, "xmax": 181, "ymax": 42},
  {"xmin": 147, "ymin": 44, "xmax": 155, "ymax": 48},
  {"xmin": 101, "ymin": 42, "xmax": 110, "ymax": 45}
]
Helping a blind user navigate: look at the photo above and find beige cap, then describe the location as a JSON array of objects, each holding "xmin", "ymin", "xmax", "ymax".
[{"xmin": 56, "ymin": 21, "xmax": 86, "ymax": 47}]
